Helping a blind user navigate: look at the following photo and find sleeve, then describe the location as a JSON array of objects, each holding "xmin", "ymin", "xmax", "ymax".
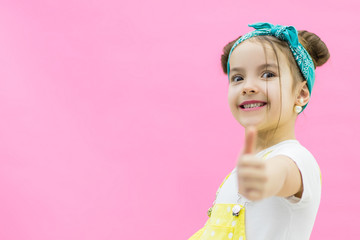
[{"xmin": 276, "ymin": 144, "xmax": 322, "ymax": 206}]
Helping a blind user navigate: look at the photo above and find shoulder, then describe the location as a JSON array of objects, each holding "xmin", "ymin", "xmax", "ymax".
[
  {"xmin": 265, "ymin": 140, "xmax": 322, "ymax": 205},
  {"xmin": 268, "ymin": 140, "xmax": 317, "ymax": 166},
  {"xmin": 269, "ymin": 140, "xmax": 320, "ymax": 177}
]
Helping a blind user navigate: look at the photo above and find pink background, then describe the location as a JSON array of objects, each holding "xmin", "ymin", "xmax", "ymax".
[{"xmin": 0, "ymin": 0, "xmax": 358, "ymax": 239}]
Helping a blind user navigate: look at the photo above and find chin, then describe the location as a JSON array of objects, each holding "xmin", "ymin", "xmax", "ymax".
[{"xmin": 237, "ymin": 119, "xmax": 263, "ymax": 129}]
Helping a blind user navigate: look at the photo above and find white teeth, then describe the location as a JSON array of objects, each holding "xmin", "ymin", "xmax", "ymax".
[{"xmin": 243, "ymin": 103, "xmax": 265, "ymax": 109}]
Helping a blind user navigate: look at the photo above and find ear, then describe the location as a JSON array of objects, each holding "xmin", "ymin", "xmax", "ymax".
[{"xmin": 295, "ymin": 81, "xmax": 310, "ymax": 107}]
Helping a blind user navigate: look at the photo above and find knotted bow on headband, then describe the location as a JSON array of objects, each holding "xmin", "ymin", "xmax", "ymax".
[{"xmin": 226, "ymin": 22, "xmax": 315, "ymax": 112}]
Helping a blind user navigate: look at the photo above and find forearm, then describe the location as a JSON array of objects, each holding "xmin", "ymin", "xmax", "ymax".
[
  {"xmin": 264, "ymin": 156, "xmax": 288, "ymax": 197},
  {"xmin": 265, "ymin": 155, "xmax": 302, "ymax": 198}
]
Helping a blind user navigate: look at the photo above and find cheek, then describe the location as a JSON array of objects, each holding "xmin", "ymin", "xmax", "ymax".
[
  {"xmin": 227, "ymin": 91, "xmax": 238, "ymax": 112},
  {"xmin": 227, "ymin": 89, "xmax": 235, "ymax": 104},
  {"xmin": 266, "ymin": 83, "xmax": 293, "ymax": 105}
]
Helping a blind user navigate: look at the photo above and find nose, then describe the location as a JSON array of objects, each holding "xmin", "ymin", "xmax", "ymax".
[{"xmin": 241, "ymin": 79, "xmax": 258, "ymax": 95}]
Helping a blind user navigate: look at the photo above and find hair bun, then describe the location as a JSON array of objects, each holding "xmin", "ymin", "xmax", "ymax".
[{"xmin": 297, "ymin": 30, "xmax": 330, "ymax": 68}]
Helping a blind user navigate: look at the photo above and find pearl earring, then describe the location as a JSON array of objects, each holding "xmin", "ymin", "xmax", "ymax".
[
  {"xmin": 299, "ymin": 98, "xmax": 304, "ymax": 104},
  {"xmin": 294, "ymin": 105, "xmax": 302, "ymax": 114}
]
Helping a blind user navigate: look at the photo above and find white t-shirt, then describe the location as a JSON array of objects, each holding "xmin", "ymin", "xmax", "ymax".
[{"xmin": 215, "ymin": 139, "xmax": 322, "ymax": 240}]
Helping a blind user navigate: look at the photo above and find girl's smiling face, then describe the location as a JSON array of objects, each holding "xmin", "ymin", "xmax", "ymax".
[{"xmin": 228, "ymin": 39, "xmax": 299, "ymax": 132}]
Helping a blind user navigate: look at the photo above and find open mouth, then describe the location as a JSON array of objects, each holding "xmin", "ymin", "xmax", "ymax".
[{"xmin": 240, "ymin": 102, "xmax": 267, "ymax": 109}]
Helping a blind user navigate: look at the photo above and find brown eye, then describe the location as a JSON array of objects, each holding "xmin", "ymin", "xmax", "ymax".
[
  {"xmin": 262, "ymin": 72, "xmax": 275, "ymax": 78},
  {"xmin": 232, "ymin": 75, "xmax": 244, "ymax": 82}
]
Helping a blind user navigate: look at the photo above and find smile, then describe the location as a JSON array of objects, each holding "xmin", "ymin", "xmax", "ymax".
[
  {"xmin": 242, "ymin": 102, "xmax": 266, "ymax": 108},
  {"xmin": 239, "ymin": 100, "xmax": 267, "ymax": 111}
]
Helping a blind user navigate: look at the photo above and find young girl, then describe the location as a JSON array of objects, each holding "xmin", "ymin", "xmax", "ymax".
[{"xmin": 188, "ymin": 22, "xmax": 330, "ymax": 240}]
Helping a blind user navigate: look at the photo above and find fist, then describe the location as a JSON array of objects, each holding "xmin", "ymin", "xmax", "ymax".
[{"xmin": 236, "ymin": 126, "xmax": 269, "ymax": 201}]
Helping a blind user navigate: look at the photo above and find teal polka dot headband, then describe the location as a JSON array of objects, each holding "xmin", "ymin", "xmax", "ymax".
[{"xmin": 227, "ymin": 22, "xmax": 315, "ymax": 111}]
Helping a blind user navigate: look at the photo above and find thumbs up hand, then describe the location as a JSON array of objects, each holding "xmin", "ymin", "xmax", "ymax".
[{"xmin": 236, "ymin": 126, "xmax": 270, "ymax": 201}]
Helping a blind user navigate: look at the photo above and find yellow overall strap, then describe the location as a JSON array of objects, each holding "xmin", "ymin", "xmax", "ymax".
[{"xmin": 207, "ymin": 149, "xmax": 274, "ymax": 217}]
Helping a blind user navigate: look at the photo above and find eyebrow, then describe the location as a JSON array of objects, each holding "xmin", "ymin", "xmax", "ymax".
[{"xmin": 230, "ymin": 63, "xmax": 278, "ymax": 73}]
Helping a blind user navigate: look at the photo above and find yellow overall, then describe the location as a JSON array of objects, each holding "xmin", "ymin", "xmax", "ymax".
[{"xmin": 188, "ymin": 151, "xmax": 274, "ymax": 240}]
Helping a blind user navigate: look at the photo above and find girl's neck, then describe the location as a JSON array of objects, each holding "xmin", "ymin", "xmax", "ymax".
[{"xmin": 248, "ymin": 123, "xmax": 296, "ymax": 154}]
